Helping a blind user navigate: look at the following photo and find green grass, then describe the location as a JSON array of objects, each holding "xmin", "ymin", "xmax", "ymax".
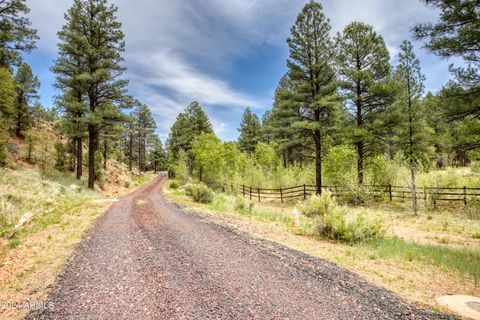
[
  {"xmin": 6, "ymin": 238, "xmax": 20, "ymax": 249},
  {"xmin": 473, "ymin": 231, "xmax": 480, "ymax": 239},
  {"xmin": 0, "ymin": 167, "xmax": 97, "ymax": 239},
  {"xmin": 363, "ymin": 237, "xmax": 480, "ymax": 281}
]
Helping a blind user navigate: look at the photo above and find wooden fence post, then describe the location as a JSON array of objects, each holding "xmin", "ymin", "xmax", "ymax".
[
  {"xmin": 464, "ymin": 186, "xmax": 467, "ymax": 206},
  {"xmin": 303, "ymin": 184, "xmax": 306, "ymax": 200},
  {"xmin": 280, "ymin": 188, "xmax": 283, "ymax": 204},
  {"xmin": 249, "ymin": 186, "xmax": 252, "ymax": 200},
  {"xmin": 388, "ymin": 184, "xmax": 392, "ymax": 202},
  {"xmin": 258, "ymin": 188, "xmax": 261, "ymax": 202}
]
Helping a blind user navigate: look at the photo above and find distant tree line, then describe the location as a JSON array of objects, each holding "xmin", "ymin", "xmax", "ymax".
[{"xmin": 0, "ymin": 0, "xmax": 167, "ymax": 188}]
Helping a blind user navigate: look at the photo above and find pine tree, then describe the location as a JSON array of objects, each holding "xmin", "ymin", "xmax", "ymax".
[
  {"xmin": 13, "ymin": 63, "xmax": 39, "ymax": 137},
  {"xmin": 0, "ymin": 67, "xmax": 16, "ymax": 126},
  {"xmin": 286, "ymin": 0, "xmax": 340, "ymax": 194},
  {"xmin": 0, "ymin": 0, "xmax": 38, "ymax": 67},
  {"xmin": 54, "ymin": 0, "xmax": 129, "ymax": 189},
  {"xmin": 55, "ymin": 90, "xmax": 87, "ymax": 179},
  {"xmin": 238, "ymin": 107, "xmax": 262, "ymax": 154},
  {"xmin": 413, "ymin": 0, "xmax": 480, "ymax": 120},
  {"xmin": 271, "ymin": 74, "xmax": 311, "ymax": 167},
  {"xmin": 132, "ymin": 102, "xmax": 156, "ymax": 173},
  {"xmin": 149, "ymin": 135, "xmax": 166, "ymax": 173},
  {"xmin": 394, "ymin": 41, "xmax": 432, "ymax": 215},
  {"xmin": 260, "ymin": 110, "xmax": 273, "ymax": 143},
  {"xmin": 337, "ymin": 22, "xmax": 395, "ymax": 184}
]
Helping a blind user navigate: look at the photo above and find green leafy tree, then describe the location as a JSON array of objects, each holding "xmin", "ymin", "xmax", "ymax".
[
  {"xmin": 394, "ymin": 41, "xmax": 433, "ymax": 214},
  {"xmin": 13, "ymin": 62, "xmax": 40, "ymax": 137},
  {"xmin": 166, "ymin": 101, "xmax": 213, "ymax": 175},
  {"xmin": 192, "ymin": 132, "xmax": 224, "ymax": 185},
  {"xmin": 0, "ymin": 0, "xmax": 38, "ymax": 67},
  {"xmin": 55, "ymin": 0, "xmax": 129, "ymax": 189},
  {"xmin": 0, "ymin": 67, "xmax": 16, "ymax": 126},
  {"xmin": 336, "ymin": 22, "xmax": 395, "ymax": 184},
  {"xmin": 285, "ymin": 0, "xmax": 341, "ymax": 194},
  {"xmin": 238, "ymin": 107, "xmax": 262, "ymax": 154}
]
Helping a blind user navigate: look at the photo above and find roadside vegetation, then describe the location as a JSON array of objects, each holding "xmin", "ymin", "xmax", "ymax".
[{"xmin": 165, "ymin": 179, "xmax": 480, "ymax": 307}]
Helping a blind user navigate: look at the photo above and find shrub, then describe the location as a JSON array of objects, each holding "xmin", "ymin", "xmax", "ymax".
[
  {"xmin": 169, "ymin": 180, "xmax": 180, "ymax": 189},
  {"xmin": 184, "ymin": 183, "xmax": 214, "ymax": 204},
  {"xmin": 318, "ymin": 209, "xmax": 384, "ymax": 243},
  {"xmin": 234, "ymin": 197, "xmax": 254, "ymax": 212},
  {"xmin": 299, "ymin": 191, "xmax": 384, "ymax": 243},
  {"xmin": 298, "ymin": 191, "xmax": 336, "ymax": 217}
]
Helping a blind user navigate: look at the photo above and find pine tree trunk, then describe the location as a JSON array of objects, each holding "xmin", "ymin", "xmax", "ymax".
[
  {"xmin": 128, "ymin": 132, "xmax": 133, "ymax": 171},
  {"xmin": 88, "ymin": 125, "xmax": 97, "ymax": 190},
  {"xmin": 410, "ymin": 163, "xmax": 418, "ymax": 215},
  {"xmin": 103, "ymin": 137, "xmax": 107, "ymax": 170},
  {"xmin": 76, "ymin": 138, "xmax": 82, "ymax": 179},
  {"xmin": 314, "ymin": 130, "xmax": 322, "ymax": 195},
  {"xmin": 357, "ymin": 141, "xmax": 364, "ymax": 184}
]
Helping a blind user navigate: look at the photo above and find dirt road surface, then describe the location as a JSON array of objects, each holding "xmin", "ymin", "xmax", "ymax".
[{"xmin": 28, "ymin": 175, "xmax": 454, "ymax": 319}]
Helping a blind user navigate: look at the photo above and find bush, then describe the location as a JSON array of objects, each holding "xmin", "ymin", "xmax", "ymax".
[
  {"xmin": 169, "ymin": 180, "xmax": 180, "ymax": 189},
  {"xmin": 184, "ymin": 183, "xmax": 214, "ymax": 204},
  {"xmin": 299, "ymin": 191, "xmax": 384, "ymax": 243},
  {"xmin": 318, "ymin": 209, "xmax": 384, "ymax": 243},
  {"xmin": 234, "ymin": 197, "xmax": 255, "ymax": 212},
  {"xmin": 298, "ymin": 191, "xmax": 336, "ymax": 217}
]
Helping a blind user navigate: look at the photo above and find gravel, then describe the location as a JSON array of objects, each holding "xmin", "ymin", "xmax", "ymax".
[{"xmin": 27, "ymin": 176, "xmax": 456, "ymax": 319}]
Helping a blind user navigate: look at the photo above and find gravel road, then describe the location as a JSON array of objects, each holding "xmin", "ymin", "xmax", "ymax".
[{"xmin": 27, "ymin": 175, "xmax": 455, "ymax": 319}]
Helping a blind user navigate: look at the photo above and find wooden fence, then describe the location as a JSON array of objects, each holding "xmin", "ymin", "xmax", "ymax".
[{"xmin": 240, "ymin": 184, "xmax": 480, "ymax": 205}]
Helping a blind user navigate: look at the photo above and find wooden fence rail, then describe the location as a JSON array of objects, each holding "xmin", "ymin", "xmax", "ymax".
[{"xmin": 240, "ymin": 184, "xmax": 480, "ymax": 205}]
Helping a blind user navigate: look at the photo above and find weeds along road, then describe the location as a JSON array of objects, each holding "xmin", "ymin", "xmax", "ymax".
[{"xmin": 28, "ymin": 175, "xmax": 454, "ymax": 320}]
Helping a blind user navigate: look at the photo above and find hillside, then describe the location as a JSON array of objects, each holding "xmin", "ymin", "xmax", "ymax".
[{"xmin": 0, "ymin": 121, "xmax": 156, "ymax": 320}]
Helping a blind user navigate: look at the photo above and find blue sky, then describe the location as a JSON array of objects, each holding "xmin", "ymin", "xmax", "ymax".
[{"xmin": 25, "ymin": 0, "xmax": 456, "ymax": 142}]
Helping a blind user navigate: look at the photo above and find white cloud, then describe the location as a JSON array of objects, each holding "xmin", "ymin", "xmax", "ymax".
[{"xmin": 26, "ymin": 0, "xmax": 451, "ymax": 141}]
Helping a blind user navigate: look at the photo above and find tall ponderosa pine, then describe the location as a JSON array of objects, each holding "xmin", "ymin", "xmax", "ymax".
[
  {"xmin": 13, "ymin": 63, "xmax": 39, "ymax": 137},
  {"xmin": 133, "ymin": 102, "xmax": 156, "ymax": 172},
  {"xmin": 238, "ymin": 107, "xmax": 262, "ymax": 154},
  {"xmin": 413, "ymin": 0, "xmax": 480, "ymax": 121},
  {"xmin": 54, "ymin": 0, "xmax": 129, "ymax": 189},
  {"xmin": 55, "ymin": 90, "xmax": 87, "ymax": 179},
  {"xmin": 394, "ymin": 41, "xmax": 432, "ymax": 215},
  {"xmin": 0, "ymin": 0, "xmax": 38, "ymax": 67},
  {"xmin": 286, "ymin": 0, "xmax": 340, "ymax": 194},
  {"xmin": 337, "ymin": 22, "xmax": 394, "ymax": 184},
  {"xmin": 271, "ymin": 74, "xmax": 311, "ymax": 167}
]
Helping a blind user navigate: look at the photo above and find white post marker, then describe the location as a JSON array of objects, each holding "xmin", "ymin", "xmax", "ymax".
[{"xmin": 291, "ymin": 207, "xmax": 300, "ymax": 229}]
